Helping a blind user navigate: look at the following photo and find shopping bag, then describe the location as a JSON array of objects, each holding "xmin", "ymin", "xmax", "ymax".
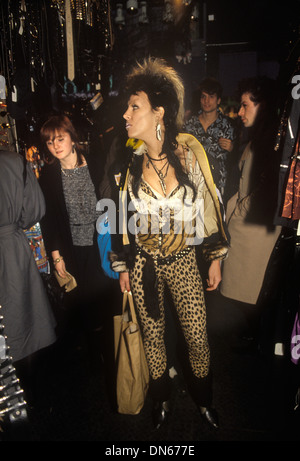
[
  {"xmin": 114, "ymin": 290, "xmax": 149, "ymax": 415},
  {"xmin": 54, "ymin": 270, "xmax": 77, "ymax": 292}
]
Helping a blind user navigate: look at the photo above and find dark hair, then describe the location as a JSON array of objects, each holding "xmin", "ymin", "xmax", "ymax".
[
  {"xmin": 199, "ymin": 77, "xmax": 223, "ymax": 99},
  {"xmin": 237, "ymin": 77, "xmax": 280, "ymax": 224},
  {"xmin": 124, "ymin": 59, "xmax": 182, "ymax": 145},
  {"xmin": 124, "ymin": 58, "xmax": 196, "ymax": 199},
  {"xmin": 237, "ymin": 76, "xmax": 279, "ymax": 141},
  {"xmin": 40, "ymin": 114, "xmax": 84, "ymax": 165},
  {"xmin": 189, "ymin": 77, "xmax": 223, "ymax": 115}
]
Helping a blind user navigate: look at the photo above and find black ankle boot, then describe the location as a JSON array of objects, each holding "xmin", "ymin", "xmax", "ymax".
[
  {"xmin": 152, "ymin": 400, "xmax": 170, "ymax": 430},
  {"xmin": 198, "ymin": 406, "xmax": 219, "ymax": 429}
]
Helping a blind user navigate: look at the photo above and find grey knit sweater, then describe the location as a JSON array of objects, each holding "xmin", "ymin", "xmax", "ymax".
[{"xmin": 62, "ymin": 165, "xmax": 99, "ymax": 246}]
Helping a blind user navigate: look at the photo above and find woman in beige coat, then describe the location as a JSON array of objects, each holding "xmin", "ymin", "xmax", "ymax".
[{"xmin": 220, "ymin": 77, "xmax": 282, "ymax": 342}]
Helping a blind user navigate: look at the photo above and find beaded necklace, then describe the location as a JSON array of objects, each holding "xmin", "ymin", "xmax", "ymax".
[{"xmin": 61, "ymin": 162, "xmax": 79, "ymax": 177}]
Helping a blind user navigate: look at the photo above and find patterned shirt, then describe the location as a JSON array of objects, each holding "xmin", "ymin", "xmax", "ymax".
[{"xmin": 183, "ymin": 110, "xmax": 235, "ymax": 193}]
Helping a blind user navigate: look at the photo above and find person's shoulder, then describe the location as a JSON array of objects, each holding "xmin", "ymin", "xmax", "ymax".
[
  {"xmin": 177, "ymin": 132, "xmax": 204, "ymax": 150},
  {"xmin": 174, "ymin": 142, "xmax": 187, "ymax": 161},
  {"xmin": 219, "ymin": 112, "xmax": 235, "ymax": 126},
  {"xmin": 0, "ymin": 149, "xmax": 19, "ymax": 158},
  {"xmin": 176, "ymin": 133, "xmax": 207, "ymax": 167},
  {"xmin": 174, "ymin": 142, "xmax": 192, "ymax": 172},
  {"xmin": 0, "ymin": 150, "xmax": 25, "ymax": 176},
  {"xmin": 0, "ymin": 149, "xmax": 22, "ymax": 164},
  {"xmin": 183, "ymin": 114, "xmax": 199, "ymax": 127}
]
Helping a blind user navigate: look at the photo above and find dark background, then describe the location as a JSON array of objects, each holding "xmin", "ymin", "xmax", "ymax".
[{"xmin": 0, "ymin": 0, "xmax": 299, "ymax": 154}]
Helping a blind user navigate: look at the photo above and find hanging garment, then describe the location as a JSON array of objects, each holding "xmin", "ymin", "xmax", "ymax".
[{"xmin": 281, "ymin": 132, "xmax": 300, "ymax": 220}]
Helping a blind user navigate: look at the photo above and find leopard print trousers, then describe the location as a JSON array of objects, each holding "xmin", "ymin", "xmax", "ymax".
[{"xmin": 130, "ymin": 247, "xmax": 210, "ymax": 382}]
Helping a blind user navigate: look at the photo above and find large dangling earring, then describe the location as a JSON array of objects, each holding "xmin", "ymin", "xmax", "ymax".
[
  {"xmin": 156, "ymin": 122, "xmax": 162, "ymax": 141},
  {"xmin": 72, "ymin": 144, "xmax": 75, "ymax": 153}
]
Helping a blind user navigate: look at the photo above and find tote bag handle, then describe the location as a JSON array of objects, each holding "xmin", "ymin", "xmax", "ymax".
[{"xmin": 122, "ymin": 290, "xmax": 137, "ymax": 324}]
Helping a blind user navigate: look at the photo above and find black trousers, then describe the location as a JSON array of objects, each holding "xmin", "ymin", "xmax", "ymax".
[{"xmin": 64, "ymin": 244, "xmax": 107, "ymax": 331}]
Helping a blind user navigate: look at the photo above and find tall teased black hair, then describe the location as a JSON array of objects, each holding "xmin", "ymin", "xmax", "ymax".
[{"xmin": 125, "ymin": 57, "xmax": 196, "ymax": 200}]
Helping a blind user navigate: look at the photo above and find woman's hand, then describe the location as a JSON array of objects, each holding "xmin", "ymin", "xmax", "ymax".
[
  {"xmin": 55, "ymin": 259, "xmax": 67, "ymax": 278},
  {"xmin": 119, "ymin": 271, "xmax": 131, "ymax": 293},
  {"xmin": 52, "ymin": 251, "xmax": 67, "ymax": 278},
  {"xmin": 206, "ymin": 259, "xmax": 222, "ymax": 291}
]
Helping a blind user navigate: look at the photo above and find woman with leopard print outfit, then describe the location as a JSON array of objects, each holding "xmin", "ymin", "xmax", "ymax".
[{"xmin": 112, "ymin": 58, "xmax": 229, "ymax": 430}]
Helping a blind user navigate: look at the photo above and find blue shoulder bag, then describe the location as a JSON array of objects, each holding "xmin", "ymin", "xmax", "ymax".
[{"xmin": 97, "ymin": 213, "xmax": 119, "ymax": 280}]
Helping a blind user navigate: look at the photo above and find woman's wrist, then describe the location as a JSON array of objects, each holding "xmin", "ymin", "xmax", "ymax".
[
  {"xmin": 53, "ymin": 256, "xmax": 64, "ymax": 266},
  {"xmin": 51, "ymin": 251, "xmax": 63, "ymax": 266}
]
